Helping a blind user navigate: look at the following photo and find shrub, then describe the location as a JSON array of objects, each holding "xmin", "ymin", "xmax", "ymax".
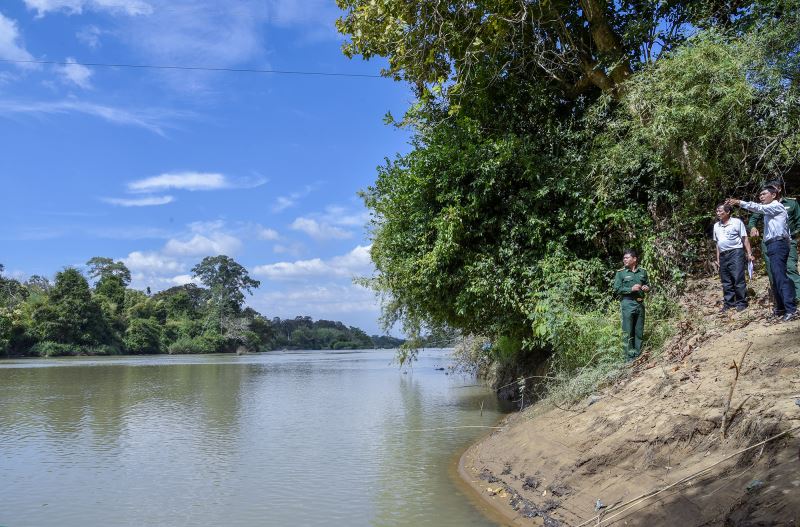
[
  {"xmin": 167, "ymin": 335, "xmax": 220, "ymax": 354},
  {"xmin": 31, "ymin": 341, "xmax": 76, "ymax": 357}
]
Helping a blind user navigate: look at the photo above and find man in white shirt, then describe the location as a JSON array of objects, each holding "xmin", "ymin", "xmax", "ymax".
[
  {"xmin": 727, "ymin": 186, "xmax": 797, "ymax": 321},
  {"xmin": 713, "ymin": 202, "xmax": 753, "ymax": 312}
]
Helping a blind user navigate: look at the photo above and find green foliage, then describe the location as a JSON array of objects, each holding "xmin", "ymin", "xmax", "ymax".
[
  {"xmin": 30, "ymin": 341, "xmax": 77, "ymax": 357},
  {"xmin": 30, "ymin": 268, "xmax": 111, "ymax": 347},
  {"xmin": 191, "ymin": 255, "xmax": 260, "ymax": 319},
  {"xmin": 167, "ymin": 335, "xmax": 219, "ymax": 355},
  {"xmin": 124, "ymin": 318, "xmax": 163, "ymax": 355}
]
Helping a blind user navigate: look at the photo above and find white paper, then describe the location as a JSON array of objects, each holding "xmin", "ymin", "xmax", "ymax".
[{"xmin": 748, "ymin": 261, "xmax": 754, "ymax": 280}]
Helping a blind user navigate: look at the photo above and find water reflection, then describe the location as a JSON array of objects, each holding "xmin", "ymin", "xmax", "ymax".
[{"xmin": 0, "ymin": 350, "xmax": 506, "ymax": 527}]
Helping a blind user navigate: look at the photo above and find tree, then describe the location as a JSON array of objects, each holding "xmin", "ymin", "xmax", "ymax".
[
  {"xmin": 30, "ymin": 268, "xmax": 109, "ymax": 346},
  {"xmin": 86, "ymin": 257, "xmax": 131, "ymax": 309},
  {"xmin": 191, "ymin": 256, "xmax": 260, "ymax": 321},
  {"xmin": 336, "ymin": 0, "xmax": 758, "ymax": 103}
]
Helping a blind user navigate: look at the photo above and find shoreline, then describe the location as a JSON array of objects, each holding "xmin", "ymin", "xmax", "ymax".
[{"xmin": 451, "ymin": 414, "xmax": 525, "ymax": 527}]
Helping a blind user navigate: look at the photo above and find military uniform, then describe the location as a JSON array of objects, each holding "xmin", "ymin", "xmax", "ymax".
[
  {"xmin": 613, "ymin": 267, "xmax": 649, "ymax": 359},
  {"xmin": 747, "ymin": 197, "xmax": 800, "ymax": 301}
]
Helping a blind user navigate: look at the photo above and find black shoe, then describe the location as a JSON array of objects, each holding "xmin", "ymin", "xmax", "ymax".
[
  {"xmin": 767, "ymin": 312, "xmax": 785, "ymax": 321},
  {"xmin": 735, "ymin": 305, "xmax": 747, "ymax": 312},
  {"xmin": 781, "ymin": 312, "xmax": 798, "ymax": 322}
]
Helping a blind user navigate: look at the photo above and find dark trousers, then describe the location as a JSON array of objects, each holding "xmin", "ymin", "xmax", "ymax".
[
  {"xmin": 621, "ymin": 299, "xmax": 644, "ymax": 359},
  {"xmin": 719, "ymin": 248, "xmax": 748, "ymax": 309},
  {"xmin": 761, "ymin": 238, "xmax": 800, "ymax": 302},
  {"xmin": 766, "ymin": 238, "xmax": 797, "ymax": 314}
]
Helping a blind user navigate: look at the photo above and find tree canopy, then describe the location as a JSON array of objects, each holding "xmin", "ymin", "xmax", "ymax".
[{"xmin": 0, "ymin": 256, "xmax": 401, "ymax": 357}]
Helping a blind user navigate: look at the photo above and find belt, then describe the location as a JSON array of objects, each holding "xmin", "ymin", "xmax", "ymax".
[
  {"xmin": 719, "ymin": 247, "xmax": 744, "ymax": 254},
  {"xmin": 621, "ymin": 295, "xmax": 644, "ymax": 302},
  {"xmin": 765, "ymin": 237, "xmax": 789, "ymax": 245}
]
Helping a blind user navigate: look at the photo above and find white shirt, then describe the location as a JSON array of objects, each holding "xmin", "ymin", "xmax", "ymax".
[
  {"xmin": 739, "ymin": 201, "xmax": 790, "ymax": 242},
  {"xmin": 713, "ymin": 217, "xmax": 747, "ymax": 252}
]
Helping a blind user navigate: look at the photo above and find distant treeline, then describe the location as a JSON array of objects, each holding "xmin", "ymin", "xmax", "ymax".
[{"xmin": 0, "ymin": 256, "xmax": 404, "ymax": 357}]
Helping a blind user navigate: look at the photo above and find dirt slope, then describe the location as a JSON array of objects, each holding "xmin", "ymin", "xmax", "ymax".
[{"xmin": 460, "ymin": 277, "xmax": 800, "ymax": 526}]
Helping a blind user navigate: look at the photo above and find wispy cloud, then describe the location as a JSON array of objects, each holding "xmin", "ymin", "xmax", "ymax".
[
  {"xmin": 290, "ymin": 217, "xmax": 352, "ymax": 240},
  {"xmin": 129, "ymin": 172, "xmax": 227, "ymax": 192},
  {"xmin": 102, "ymin": 195, "xmax": 174, "ymax": 207},
  {"xmin": 57, "ymin": 57, "xmax": 93, "ymax": 89},
  {"xmin": 0, "ymin": 99, "xmax": 191, "ymax": 135},
  {"xmin": 118, "ymin": 1, "xmax": 268, "ymax": 92},
  {"xmin": 128, "ymin": 171, "xmax": 266, "ymax": 193},
  {"xmin": 76, "ymin": 25, "xmax": 103, "ymax": 48},
  {"xmin": 0, "ymin": 12, "xmax": 35, "ymax": 66},
  {"xmin": 271, "ymin": 184, "xmax": 317, "ymax": 213},
  {"xmin": 23, "ymin": 0, "xmax": 154, "ymax": 17},
  {"xmin": 266, "ymin": 0, "xmax": 340, "ymax": 41}
]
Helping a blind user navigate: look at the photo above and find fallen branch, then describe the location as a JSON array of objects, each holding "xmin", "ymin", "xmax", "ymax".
[{"xmin": 722, "ymin": 341, "xmax": 752, "ymax": 438}]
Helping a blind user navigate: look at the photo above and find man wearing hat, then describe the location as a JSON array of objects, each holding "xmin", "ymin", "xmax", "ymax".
[
  {"xmin": 728, "ymin": 186, "xmax": 797, "ymax": 321},
  {"xmin": 747, "ymin": 180, "xmax": 800, "ymax": 302}
]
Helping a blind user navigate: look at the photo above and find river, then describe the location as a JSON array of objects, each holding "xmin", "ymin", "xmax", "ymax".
[{"xmin": 0, "ymin": 348, "xmax": 508, "ymax": 526}]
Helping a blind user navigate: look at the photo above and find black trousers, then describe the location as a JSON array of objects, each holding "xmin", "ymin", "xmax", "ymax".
[
  {"xmin": 766, "ymin": 237, "xmax": 797, "ymax": 314},
  {"xmin": 719, "ymin": 248, "xmax": 748, "ymax": 309}
]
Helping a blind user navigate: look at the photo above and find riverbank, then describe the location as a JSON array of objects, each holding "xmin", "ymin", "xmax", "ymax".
[{"xmin": 458, "ymin": 277, "xmax": 800, "ymax": 526}]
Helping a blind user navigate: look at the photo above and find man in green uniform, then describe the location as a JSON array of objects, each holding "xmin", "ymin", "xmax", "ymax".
[
  {"xmin": 613, "ymin": 249, "xmax": 650, "ymax": 360},
  {"xmin": 747, "ymin": 181, "xmax": 800, "ymax": 301}
]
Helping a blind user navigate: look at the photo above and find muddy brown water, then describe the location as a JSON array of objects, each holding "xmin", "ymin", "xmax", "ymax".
[{"xmin": 0, "ymin": 348, "xmax": 509, "ymax": 526}]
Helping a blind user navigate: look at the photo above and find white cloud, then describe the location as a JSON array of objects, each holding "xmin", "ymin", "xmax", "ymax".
[
  {"xmin": 290, "ymin": 217, "xmax": 352, "ymax": 240},
  {"xmin": 123, "ymin": 250, "xmax": 183, "ymax": 273},
  {"xmin": 76, "ymin": 25, "xmax": 103, "ymax": 48},
  {"xmin": 102, "ymin": 195, "xmax": 173, "ymax": 207},
  {"xmin": 0, "ymin": 12, "xmax": 35, "ymax": 66},
  {"xmin": 330, "ymin": 244, "xmax": 372, "ymax": 272},
  {"xmin": 57, "ymin": 57, "xmax": 93, "ymax": 89},
  {"xmin": 253, "ymin": 245, "xmax": 373, "ymax": 281},
  {"xmin": 168, "ymin": 274, "xmax": 197, "ymax": 286},
  {"xmin": 0, "ymin": 99, "xmax": 190, "ymax": 135},
  {"xmin": 127, "ymin": 171, "xmax": 266, "ymax": 193},
  {"xmin": 128, "ymin": 172, "xmax": 226, "ymax": 192},
  {"xmin": 163, "ymin": 232, "xmax": 242, "ymax": 257},
  {"xmin": 257, "ymin": 227, "xmax": 279, "ymax": 240},
  {"xmin": 24, "ymin": 0, "xmax": 153, "ymax": 16}
]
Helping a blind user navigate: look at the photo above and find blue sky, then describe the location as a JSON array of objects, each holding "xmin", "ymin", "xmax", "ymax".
[{"xmin": 0, "ymin": 0, "xmax": 413, "ymax": 335}]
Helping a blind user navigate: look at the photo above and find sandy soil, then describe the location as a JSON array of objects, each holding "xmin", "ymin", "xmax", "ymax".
[{"xmin": 460, "ymin": 277, "xmax": 800, "ymax": 526}]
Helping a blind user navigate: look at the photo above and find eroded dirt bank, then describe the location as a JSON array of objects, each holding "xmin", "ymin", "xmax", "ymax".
[{"xmin": 460, "ymin": 278, "xmax": 800, "ymax": 526}]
